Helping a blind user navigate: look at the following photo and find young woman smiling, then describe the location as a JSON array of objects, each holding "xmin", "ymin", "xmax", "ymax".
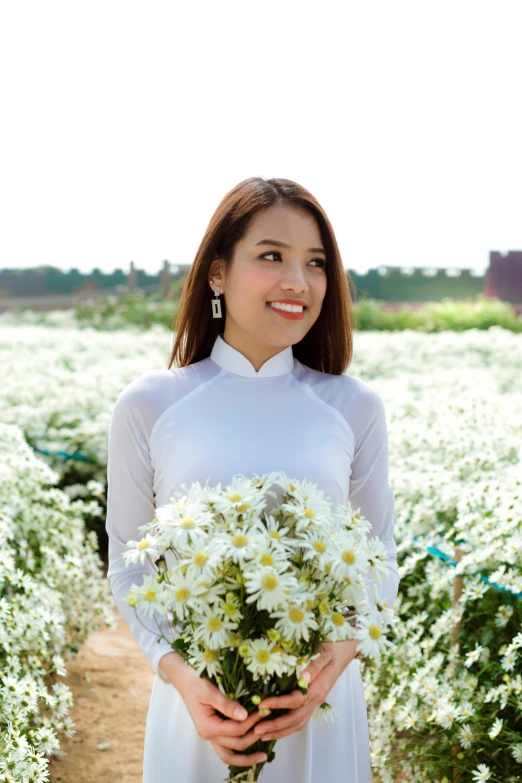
[{"xmin": 105, "ymin": 176, "xmax": 400, "ymax": 782}]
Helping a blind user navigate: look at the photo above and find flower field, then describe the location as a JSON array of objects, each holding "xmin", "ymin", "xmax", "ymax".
[{"xmin": 0, "ymin": 324, "xmax": 520, "ymax": 782}]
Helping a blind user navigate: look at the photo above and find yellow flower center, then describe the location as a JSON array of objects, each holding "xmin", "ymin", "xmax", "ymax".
[
  {"xmin": 305, "ymin": 599, "xmax": 314, "ymax": 611},
  {"xmin": 272, "ymin": 646, "xmax": 284, "ymax": 654},
  {"xmin": 175, "ymin": 587, "xmax": 191, "ymax": 603},
  {"xmin": 268, "ymin": 530, "xmax": 281, "ymax": 540},
  {"xmin": 237, "ymin": 503, "xmax": 250, "ymax": 512},
  {"xmin": 232, "ymin": 534, "xmax": 248, "ymax": 548},
  {"xmin": 193, "ymin": 552, "xmax": 208, "ymax": 568},
  {"xmin": 229, "ymin": 635, "xmax": 242, "ymax": 647},
  {"xmin": 289, "ymin": 608, "xmax": 304, "ymax": 623},
  {"xmin": 319, "ymin": 600, "xmax": 329, "ymax": 615},
  {"xmin": 261, "ymin": 573, "xmax": 279, "ymax": 591},
  {"xmin": 207, "ymin": 616, "xmax": 223, "ymax": 633},
  {"xmin": 203, "ymin": 649, "xmax": 218, "ymax": 663},
  {"xmin": 313, "ymin": 540, "xmax": 326, "ymax": 553},
  {"xmin": 331, "ymin": 612, "xmax": 345, "ymax": 626},
  {"xmin": 256, "ymin": 650, "xmax": 270, "ymax": 664},
  {"xmin": 260, "ymin": 554, "xmax": 274, "ymax": 566},
  {"xmin": 181, "ymin": 517, "xmax": 196, "ymax": 529},
  {"xmin": 229, "ymin": 493, "xmax": 242, "ymax": 502},
  {"xmin": 304, "ymin": 507, "xmax": 315, "ymax": 518},
  {"xmin": 137, "ymin": 539, "xmax": 151, "ymax": 550},
  {"xmin": 144, "ymin": 589, "xmax": 157, "ymax": 602},
  {"xmin": 369, "ymin": 624, "xmax": 381, "ymax": 640},
  {"xmin": 289, "ymin": 484, "xmax": 296, "ymax": 491},
  {"xmin": 342, "ymin": 550, "xmax": 356, "ymax": 565},
  {"xmin": 224, "ymin": 603, "xmax": 236, "ymax": 616}
]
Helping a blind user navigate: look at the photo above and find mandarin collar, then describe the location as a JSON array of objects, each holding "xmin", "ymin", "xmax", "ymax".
[{"xmin": 209, "ymin": 334, "xmax": 294, "ymax": 378}]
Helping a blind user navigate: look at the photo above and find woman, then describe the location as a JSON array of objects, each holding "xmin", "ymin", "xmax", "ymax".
[{"xmin": 105, "ymin": 176, "xmax": 400, "ymax": 782}]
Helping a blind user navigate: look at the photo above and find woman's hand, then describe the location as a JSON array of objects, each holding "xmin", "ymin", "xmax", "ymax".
[
  {"xmin": 171, "ymin": 658, "xmax": 272, "ymax": 767},
  {"xmin": 251, "ymin": 640, "xmax": 360, "ymax": 742}
]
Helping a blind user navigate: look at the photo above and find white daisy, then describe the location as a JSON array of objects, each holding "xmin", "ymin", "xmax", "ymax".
[
  {"xmin": 464, "ymin": 644, "xmax": 484, "ymax": 668},
  {"xmin": 312, "ymin": 701, "xmax": 341, "ymax": 723},
  {"xmin": 488, "ymin": 718, "xmax": 503, "ymax": 739},
  {"xmin": 294, "ymin": 528, "xmax": 335, "ymax": 571},
  {"xmin": 187, "ymin": 645, "xmax": 223, "ymax": 678},
  {"xmin": 213, "ymin": 527, "xmax": 260, "ymax": 564},
  {"xmin": 193, "ymin": 603, "xmax": 239, "ymax": 649},
  {"xmin": 248, "ymin": 535, "xmax": 291, "ymax": 572},
  {"xmin": 244, "ymin": 566, "xmax": 298, "ymax": 612},
  {"xmin": 243, "ymin": 638, "xmax": 288, "ymax": 680},
  {"xmin": 458, "ymin": 723, "xmax": 474, "ymax": 749},
  {"xmin": 271, "ymin": 601, "xmax": 319, "ymax": 643},
  {"xmin": 164, "ymin": 570, "xmax": 207, "ymax": 621},
  {"xmin": 329, "ymin": 533, "xmax": 370, "ymax": 582},
  {"xmin": 123, "ymin": 534, "xmax": 160, "ymax": 565},
  {"xmin": 155, "ymin": 501, "xmax": 211, "ymax": 550},
  {"xmin": 353, "ymin": 612, "xmax": 394, "ymax": 658},
  {"xmin": 178, "ymin": 539, "xmax": 223, "ymax": 582},
  {"xmin": 471, "ymin": 763, "xmax": 492, "ymax": 782},
  {"xmin": 126, "ymin": 574, "xmax": 168, "ymax": 620}
]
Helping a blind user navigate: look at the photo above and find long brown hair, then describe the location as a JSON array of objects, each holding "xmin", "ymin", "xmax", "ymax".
[{"xmin": 168, "ymin": 176, "xmax": 356, "ymax": 375}]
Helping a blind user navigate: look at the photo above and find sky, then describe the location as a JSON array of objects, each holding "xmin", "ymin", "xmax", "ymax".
[{"xmin": 0, "ymin": 1, "xmax": 520, "ymax": 277}]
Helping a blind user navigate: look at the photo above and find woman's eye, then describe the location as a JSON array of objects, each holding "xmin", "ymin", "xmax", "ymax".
[{"xmin": 261, "ymin": 252, "xmax": 325, "ymax": 268}]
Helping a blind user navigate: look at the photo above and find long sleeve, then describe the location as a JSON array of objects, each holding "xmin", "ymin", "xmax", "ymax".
[
  {"xmin": 105, "ymin": 383, "xmax": 178, "ymax": 684},
  {"xmin": 348, "ymin": 389, "xmax": 400, "ymax": 613}
]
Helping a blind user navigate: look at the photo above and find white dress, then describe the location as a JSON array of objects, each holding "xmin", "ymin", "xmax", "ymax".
[{"xmin": 105, "ymin": 333, "xmax": 400, "ymax": 783}]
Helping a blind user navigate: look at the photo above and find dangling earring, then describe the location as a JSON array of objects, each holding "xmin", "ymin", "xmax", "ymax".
[{"xmin": 211, "ymin": 283, "xmax": 222, "ymax": 318}]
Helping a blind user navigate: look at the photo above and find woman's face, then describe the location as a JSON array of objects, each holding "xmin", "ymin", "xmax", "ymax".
[{"xmin": 211, "ymin": 203, "xmax": 328, "ymax": 354}]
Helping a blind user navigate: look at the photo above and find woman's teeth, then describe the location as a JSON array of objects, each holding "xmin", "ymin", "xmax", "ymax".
[{"xmin": 269, "ymin": 303, "xmax": 304, "ymax": 313}]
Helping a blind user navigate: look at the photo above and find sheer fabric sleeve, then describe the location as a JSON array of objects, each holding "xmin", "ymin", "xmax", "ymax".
[
  {"xmin": 105, "ymin": 383, "xmax": 178, "ymax": 684},
  {"xmin": 348, "ymin": 389, "xmax": 400, "ymax": 613}
]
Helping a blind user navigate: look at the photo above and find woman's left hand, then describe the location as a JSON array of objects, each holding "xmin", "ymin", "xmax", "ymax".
[{"xmin": 252, "ymin": 639, "xmax": 359, "ymax": 742}]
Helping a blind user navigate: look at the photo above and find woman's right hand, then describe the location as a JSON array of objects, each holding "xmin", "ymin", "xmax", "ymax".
[{"xmin": 168, "ymin": 655, "xmax": 271, "ymax": 767}]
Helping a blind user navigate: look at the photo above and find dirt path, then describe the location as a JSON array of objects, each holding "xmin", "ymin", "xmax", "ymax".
[{"xmin": 48, "ymin": 603, "xmax": 154, "ymax": 782}]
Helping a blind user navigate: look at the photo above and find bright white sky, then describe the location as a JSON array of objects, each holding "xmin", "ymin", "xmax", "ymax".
[{"xmin": 0, "ymin": 1, "xmax": 520, "ymax": 276}]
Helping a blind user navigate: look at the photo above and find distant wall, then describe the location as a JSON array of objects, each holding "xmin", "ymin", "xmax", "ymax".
[{"xmin": 347, "ymin": 267, "xmax": 484, "ymax": 302}]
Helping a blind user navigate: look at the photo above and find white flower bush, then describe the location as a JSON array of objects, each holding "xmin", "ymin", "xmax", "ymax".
[
  {"xmin": 0, "ymin": 323, "xmax": 521, "ymax": 781},
  {"xmin": 0, "ymin": 422, "xmax": 115, "ymax": 782}
]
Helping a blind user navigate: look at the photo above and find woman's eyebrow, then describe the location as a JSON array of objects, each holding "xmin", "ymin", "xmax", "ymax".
[{"xmin": 255, "ymin": 238, "xmax": 326, "ymax": 255}]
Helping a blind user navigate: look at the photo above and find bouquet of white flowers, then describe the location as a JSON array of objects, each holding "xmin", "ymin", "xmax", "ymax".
[{"xmin": 123, "ymin": 471, "xmax": 397, "ymax": 782}]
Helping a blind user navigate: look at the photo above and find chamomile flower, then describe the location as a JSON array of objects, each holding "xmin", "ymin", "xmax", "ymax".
[
  {"xmin": 322, "ymin": 609, "xmax": 353, "ymax": 642},
  {"xmin": 187, "ymin": 645, "xmax": 223, "ymax": 678},
  {"xmin": 126, "ymin": 574, "xmax": 168, "ymax": 620},
  {"xmin": 214, "ymin": 527, "xmax": 260, "ymax": 564},
  {"xmin": 243, "ymin": 638, "xmax": 288, "ymax": 680},
  {"xmin": 252, "ymin": 513, "xmax": 290, "ymax": 546},
  {"xmin": 123, "ymin": 534, "xmax": 160, "ymax": 565},
  {"xmin": 178, "ymin": 539, "xmax": 222, "ymax": 582},
  {"xmin": 271, "ymin": 601, "xmax": 319, "ymax": 643},
  {"xmin": 193, "ymin": 604, "xmax": 239, "ymax": 649},
  {"xmin": 501, "ymin": 649, "xmax": 517, "ymax": 672},
  {"xmin": 214, "ymin": 592, "xmax": 243, "ymax": 623},
  {"xmin": 244, "ymin": 566, "xmax": 298, "ymax": 611},
  {"xmin": 488, "ymin": 718, "xmax": 503, "ymax": 739},
  {"xmin": 155, "ymin": 500, "xmax": 211, "ymax": 549},
  {"xmin": 329, "ymin": 533, "xmax": 370, "ymax": 582},
  {"xmin": 353, "ymin": 612, "xmax": 393, "ymax": 658},
  {"xmin": 279, "ymin": 479, "xmax": 333, "ymax": 532},
  {"xmin": 248, "ymin": 536, "xmax": 291, "ymax": 572},
  {"xmin": 471, "ymin": 763, "xmax": 491, "ymax": 782},
  {"xmin": 464, "ymin": 644, "xmax": 484, "ymax": 668},
  {"xmin": 458, "ymin": 723, "xmax": 474, "ymax": 749},
  {"xmin": 296, "ymin": 528, "xmax": 335, "ymax": 570},
  {"xmin": 164, "ymin": 570, "xmax": 207, "ymax": 621},
  {"xmin": 312, "ymin": 701, "xmax": 341, "ymax": 723}
]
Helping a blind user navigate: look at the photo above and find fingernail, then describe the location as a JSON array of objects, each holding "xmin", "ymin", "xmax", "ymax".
[
  {"xmin": 234, "ymin": 707, "xmax": 247, "ymax": 719},
  {"xmin": 302, "ymin": 671, "xmax": 311, "ymax": 682}
]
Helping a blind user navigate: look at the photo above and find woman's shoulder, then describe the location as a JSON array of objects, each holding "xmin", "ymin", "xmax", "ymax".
[{"xmin": 294, "ymin": 359, "xmax": 383, "ymax": 406}]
